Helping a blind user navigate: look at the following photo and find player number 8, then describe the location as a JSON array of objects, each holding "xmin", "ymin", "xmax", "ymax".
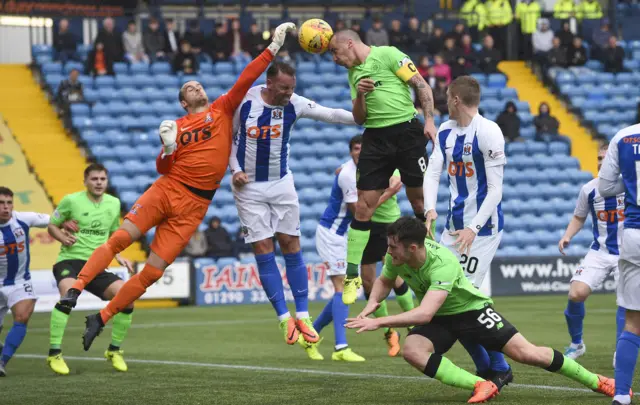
[
  {"xmin": 477, "ymin": 308, "xmax": 502, "ymax": 329},
  {"xmin": 418, "ymin": 157, "xmax": 427, "ymax": 173}
]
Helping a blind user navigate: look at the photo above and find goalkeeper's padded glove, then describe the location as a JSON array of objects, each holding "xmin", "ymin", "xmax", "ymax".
[
  {"xmin": 159, "ymin": 120, "xmax": 177, "ymax": 155},
  {"xmin": 267, "ymin": 22, "xmax": 297, "ymax": 55}
]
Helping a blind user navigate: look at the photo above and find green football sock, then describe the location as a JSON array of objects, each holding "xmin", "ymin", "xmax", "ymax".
[
  {"xmin": 395, "ymin": 290, "xmax": 415, "ymax": 313},
  {"xmin": 426, "ymin": 354, "xmax": 482, "ymax": 390},
  {"xmin": 426, "ymin": 221, "xmax": 437, "ymax": 241},
  {"xmin": 553, "ymin": 352, "xmax": 599, "ymax": 389},
  {"xmin": 373, "ymin": 300, "xmax": 390, "ymax": 333},
  {"xmin": 110, "ymin": 310, "xmax": 133, "ymax": 348},
  {"xmin": 346, "ymin": 226, "xmax": 370, "ymax": 278},
  {"xmin": 49, "ymin": 304, "xmax": 71, "ymax": 351}
]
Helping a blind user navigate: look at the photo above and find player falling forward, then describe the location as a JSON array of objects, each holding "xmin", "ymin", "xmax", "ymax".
[
  {"xmin": 229, "ymin": 61, "xmax": 356, "ymax": 346},
  {"xmin": 0, "ymin": 187, "xmax": 52, "ymax": 376},
  {"xmin": 558, "ymin": 144, "xmax": 625, "ymax": 362},
  {"xmin": 423, "ymin": 76, "xmax": 512, "ymax": 388},
  {"xmin": 346, "ymin": 217, "xmax": 631, "ymax": 404},
  {"xmin": 46, "ymin": 164, "xmax": 135, "ymax": 375},
  {"xmin": 61, "ymin": 22, "xmax": 298, "ymax": 351},
  {"xmin": 598, "ymin": 123, "xmax": 640, "ymax": 405},
  {"xmin": 328, "ymin": 30, "xmax": 437, "ymax": 305}
]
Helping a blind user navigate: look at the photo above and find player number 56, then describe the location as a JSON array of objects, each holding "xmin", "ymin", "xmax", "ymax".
[{"xmin": 477, "ymin": 308, "xmax": 502, "ymax": 329}]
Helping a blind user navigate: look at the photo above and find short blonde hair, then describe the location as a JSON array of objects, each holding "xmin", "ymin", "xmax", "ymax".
[{"xmin": 448, "ymin": 76, "xmax": 481, "ymax": 107}]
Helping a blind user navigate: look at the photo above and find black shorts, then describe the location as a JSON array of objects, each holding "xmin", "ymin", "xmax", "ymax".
[
  {"xmin": 52, "ymin": 259, "xmax": 121, "ymax": 300},
  {"xmin": 408, "ymin": 305, "xmax": 519, "ymax": 353},
  {"xmin": 357, "ymin": 118, "xmax": 427, "ymax": 191},
  {"xmin": 361, "ymin": 222, "xmax": 389, "ymax": 265}
]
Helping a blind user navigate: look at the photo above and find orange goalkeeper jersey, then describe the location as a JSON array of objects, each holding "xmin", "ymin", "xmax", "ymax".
[{"xmin": 156, "ymin": 49, "xmax": 274, "ymax": 191}]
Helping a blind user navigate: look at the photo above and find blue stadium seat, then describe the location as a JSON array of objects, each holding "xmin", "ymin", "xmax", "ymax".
[
  {"xmin": 154, "ymin": 74, "xmax": 179, "ymax": 89},
  {"xmin": 199, "ymin": 63, "xmax": 214, "ymax": 75},
  {"xmin": 95, "ymin": 76, "xmax": 116, "ymax": 88},
  {"xmin": 113, "ymin": 62, "xmax": 129, "ymax": 75},
  {"xmin": 487, "ymin": 74, "xmax": 507, "ymax": 88},
  {"xmin": 42, "ymin": 62, "xmax": 62, "ymax": 75},
  {"xmin": 470, "ymin": 73, "xmax": 487, "ymax": 86},
  {"xmin": 150, "ymin": 62, "xmax": 172, "ymax": 75},
  {"xmin": 70, "ymin": 103, "xmax": 90, "ymax": 117},
  {"xmin": 130, "ymin": 63, "xmax": 150, "ymax": 75},
  {"xmin": 115, "ymin": 75, "xmax": 136, "ymax": 89},
  {"xmin": 63, "ymin": 61, "xmax": 84, "ymax": 74},
  {"xmin": 214, "ymin": 62, "xmax": 235, "ymax": 75}
]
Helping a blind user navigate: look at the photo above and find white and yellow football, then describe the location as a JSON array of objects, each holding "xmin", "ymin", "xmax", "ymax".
[{"xmin": 298, "ymin": 18, "xmax": 333, "ymax": 54}]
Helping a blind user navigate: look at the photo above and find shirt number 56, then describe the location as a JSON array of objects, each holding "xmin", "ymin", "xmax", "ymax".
[{"xmin": 477, "ymin": 307, "xmax": 502, "ymax": 329}]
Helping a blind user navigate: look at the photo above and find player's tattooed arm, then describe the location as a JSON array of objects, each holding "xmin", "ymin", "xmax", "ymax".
[{"xmin": 407, "ymin": 74, "xmax": 435, "ymax": 120}]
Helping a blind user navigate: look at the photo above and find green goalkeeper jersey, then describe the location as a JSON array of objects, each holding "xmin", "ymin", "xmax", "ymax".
[{"xmin": 382, "ymin": 238, "xmax": 492, "ymax": 316}]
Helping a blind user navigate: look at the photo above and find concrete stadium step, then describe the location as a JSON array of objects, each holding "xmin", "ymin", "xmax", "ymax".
[{"xmin": 0, "ymin": 65, "xmax": 146, "ymax": 263}]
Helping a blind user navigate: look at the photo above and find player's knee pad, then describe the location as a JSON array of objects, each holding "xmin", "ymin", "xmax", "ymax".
[
  {"xmin": 138, "ymin": 265, "xmax": 164, "ymax": 288},
  {"xmin": 107, "ymin": 229, "xmax": 133, "ymax": 254}
]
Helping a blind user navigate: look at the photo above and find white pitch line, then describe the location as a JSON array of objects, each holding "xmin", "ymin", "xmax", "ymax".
[
  {"xmin": 17, "ymin": 354, "xmax": 615, "ymax": 395},
  {"xmin": 27, "ymin": 319, "xmax": 272, "ymax": 333}
]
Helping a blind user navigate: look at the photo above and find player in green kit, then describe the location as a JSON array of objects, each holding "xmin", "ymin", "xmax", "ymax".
[
  {"xmin": 359, "ymin": 169, "xmax": 417, "ymax": 357},
  {"xmin": 328, "ymin": 30, "xmax": 437, "ymax": 305},
  {"xmin": 346, "ymin": 217, "xmax": 629, "ymax": 403},
  {"xmin": 46, "ymin": 164, "xmax": 135, "ymax": 375}
]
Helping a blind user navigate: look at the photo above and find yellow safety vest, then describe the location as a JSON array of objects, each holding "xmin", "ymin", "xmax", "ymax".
[
  {"xmin": 516, "ymin": 1, "xmax": 541, "ymax": 34},
  {"xmin": 488, "ymin": 0, "xmax": 514, "ymax": 26},
  {"xmin": 553, "ymin": 0, "xmax": 575, "ymax": 19},
  {"xmin": 461, "ymin": 0, "xmax": 481, "ymax": 27},
  {"xmin": 577, "ymin": 1, "xmax": 603, "ymax": 20}
]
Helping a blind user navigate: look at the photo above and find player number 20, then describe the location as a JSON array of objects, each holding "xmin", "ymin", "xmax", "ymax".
[
  {"xmin": 460, "ymin": 254, "xmax": 478, "ymax": 274},
  {"xmin": 477, "ymin": 308, "xmax": 502, "ymax": 329}
]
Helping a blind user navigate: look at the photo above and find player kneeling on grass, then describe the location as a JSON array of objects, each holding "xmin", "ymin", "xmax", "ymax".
[{"xmin": 346, "ymin": 216, "xmax": 631, "ymax": 403}]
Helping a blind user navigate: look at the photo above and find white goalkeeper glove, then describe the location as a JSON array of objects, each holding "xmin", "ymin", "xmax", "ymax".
[
  {"xmin": 159, "ymin": 120, "xmax": 177, "ymax": 155},
  {"xmin": 267, "ymin": 22, "xmax": 296, "ymax": 55}
]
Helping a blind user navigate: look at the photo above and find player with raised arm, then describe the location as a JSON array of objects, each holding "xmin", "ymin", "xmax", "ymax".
[
  {"xmin": 597, "ymin": 123, "xmax": 640, "ymax": 405},
  {"xmin": 228, "ymin": 62, "xmax": 356, "ymax": 346},
  {"xmin": 46, "ymin": 164, "xmax": 136, "ymax": 375},
  {"xmin": 423, "ymin": 76, "xmax": 511, "ymax": 389},
  {"xmin": 558, "ymin": 144, "xmax": 625, "ymax": 362},
  {"xmin": 60, "ymin": 22, "xmax": 298, "ymax": 351},
  {"xmin": 346, "ymin": 217, "xmax": 630, "ymax": 404},
  {"xmin": 0, "ymin": 187, "xmax": 50, "ymax": 376},
  {"xmin": 328, "ymin": 30, "xmax": 437, "ymax": 306}
]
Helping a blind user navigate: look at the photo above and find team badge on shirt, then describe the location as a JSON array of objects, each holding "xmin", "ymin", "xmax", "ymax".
[
  {"xmin": 272, "ymin": 109, "xmax": 283, "ymax": 120},
  {"xmin": 204, "ymin": 113, "xmax": 212, "ymax": 123}
]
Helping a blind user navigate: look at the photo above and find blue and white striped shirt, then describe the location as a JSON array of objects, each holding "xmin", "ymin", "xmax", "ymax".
[
  {"xmin": 230, "ymin": 86, "xmax": 355, "ymax": 182},
  {"xmin": 0, "ymin": 211, "xmax": 50, "ymax": 286},
  {"xmin": 319, "ymin": 159, "xmax": 358, "ymax": 236},
  {"xmin": 575, "ymin": 178, "xmax": 624, "ymax": 255}
]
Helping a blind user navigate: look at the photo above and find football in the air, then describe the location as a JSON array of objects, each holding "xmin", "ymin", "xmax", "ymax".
[{"xmin": 298, "ymin": 18, "xmax": 333, "ymax": 54}]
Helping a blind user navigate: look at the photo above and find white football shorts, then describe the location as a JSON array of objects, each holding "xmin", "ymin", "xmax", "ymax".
[
  {"xmin": 315, "ymin": 225, "xmax": 347, "ymax": 276},
  {"xmin": 617, "ymin": 228, "xmax": 640, "ymax": 311},
  {"xmin": 0, "ymin": 279, "xmax": 37, "ymax": 326},
  {"xmin": 571, "ymin": 249, "xmax": 619, "ymax": 291},
  {"xmin": 440, "ymin": 231, "xmax": 502, "ymax": 288},
  {"xmin": 232, "ymin": 173, "xmax": 301, "ymax": 244}
]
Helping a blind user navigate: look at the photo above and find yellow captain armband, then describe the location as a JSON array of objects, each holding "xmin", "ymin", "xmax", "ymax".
[{"xmin": 395, "ymin": 57, "xmax": 418, "ymax": 82}]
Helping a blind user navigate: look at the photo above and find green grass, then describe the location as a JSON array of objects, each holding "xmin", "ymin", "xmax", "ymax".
[{"xmin": 1, "ymin": 294, "xmax": 634, "ymax": 405}]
